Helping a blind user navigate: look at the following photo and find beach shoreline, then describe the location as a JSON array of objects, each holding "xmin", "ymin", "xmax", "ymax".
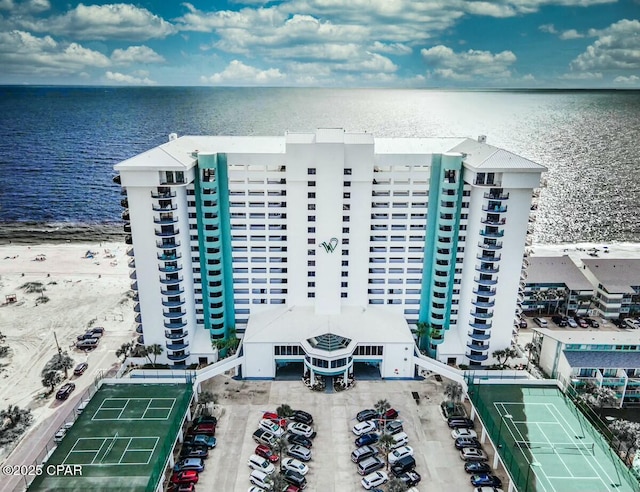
[{"xmin": 0, "ymin": 222, "xmax": 124, "ymax": 245}]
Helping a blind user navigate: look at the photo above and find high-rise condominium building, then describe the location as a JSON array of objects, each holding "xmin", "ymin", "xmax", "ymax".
[{"xmin": 115, "ymin": 129, "xmax": 545, "ymax": 378}]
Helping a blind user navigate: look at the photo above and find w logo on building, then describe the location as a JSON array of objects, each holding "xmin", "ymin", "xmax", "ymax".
[{"xmin": 320, "ymin": 237, "xmax": 339, "ymax": 253}]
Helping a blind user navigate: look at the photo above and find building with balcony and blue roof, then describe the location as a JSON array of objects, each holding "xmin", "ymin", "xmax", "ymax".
[{"xmin": 114, "ymin": 129, "xmax": 545, "ymax": 376}]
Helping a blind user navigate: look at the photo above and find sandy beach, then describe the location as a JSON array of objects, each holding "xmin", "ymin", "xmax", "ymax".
[{"xmin": 0, "ymin": 242, "xmax": 135, "ymax": 461}]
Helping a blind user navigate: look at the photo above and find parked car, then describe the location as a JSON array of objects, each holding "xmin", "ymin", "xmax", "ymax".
[
  {"xmin": 351, "ymin": 445, "xmax": 379, "ymax": 463},
  {"xmin": 170, "ymin": 470, "xmax": 199, "ymax": 485},
  {"xmin": 282, "ymin": 469, "xmax": 307, "ymax": 489},
  {"xmin": 286, "ymin": 433, "xmax": 313, "ymax": 448},
  {"xmin": 585, "ymin": 318, "xmax": 600, "ymax": 328},
  {"xmin": 185, "ymin": 434, "xmax": 216, "ymax": 448},
  {"xmin": 358, "ymin": 456, "xmax": 385, "ymax": 476},
  {"xmin": 248, "ymin": 454, "xmax": 276, "ymax": 475},
  {"xmin": 384, "ymin": 420, "xmax": 403, "ymax": 435},
  {"xmin": 451, "ymin": 428, "xmax": 477, "ymax": 439},
  {"xmin": 447, "ymin": 417, "xmax": 475, "ymax": 429},
  {"xmin": 249, "ymin": 470, "xmax": 272, "ymax": 490},
  {"xmin": 73, "ymin": 362, "xmax": 88, "ymax": 376},
  {"xmin": 389, "ymin": 432, "xmax": 409, "ymax": 449},
  {"xmin": 551, "ymin": 315, "xmax": 567, "ymax": 327},
  {"xmin": 77, "ymin": 331, "xmax": 96, "ymax": 341},
  {"xmin": 465, "ymin": 462, "xmax": 492, "ymax": 474},
  {"xmin": 519, "ymin": 318, "xmax": 528, "ymax": 328},
  {"xmin": 471, "ymin": 475, "xmax": 503, "ymax": 488},
  {"xmin": 533, "ymin": 317, "xmax": 547, "ymax": 327},
  {"xmin": 253, "ymin": 428, "xmax": 277, "ymax": 447},
  {"xmin": 454, "ymin": 436, "xmax": 482, "ymax": 449},
  {"xmin": 255, "ymin": 444, "xmax": 279, "ymax": 462},
  {"xmin": 287, "ymin": 422, "xmax": 316, "ymax": 438},
  {"xmin": 357, "ymin": 409, "xmax": 378, "ymax": 422},
  {"xmin": 193, "ymin": 415, "xmax": 217, "ymax": 426},
  {"xmin": 384, "ymin": 408, "xmax": 399, "ymax": 420},
  {"xmin": 388, "ymin": 445, "xmax": 413, "ymax": 464},
  {"xmin": 76, "ymin": 399, "xmax": 90, "ymax": 414},
  {"xmin": 390, "ymin": 455, "xmax": 416, "ymax": 476},
  {"xmin": 173, "ymin": 458, "xmax": 204, "ymax": 473},
  {"xmin": 291, "ymin": 410, "xmax": 313, "ymax": 425},
  {"xmin": 361, "ymin": 471, "xmax": 388, "ymax": 490},
  {"xmin": 460, "ymin": 448, "xmax": 488, "ymax": 461},
  {"xmin": 179, "ymin": 444, "xmax": 208, "ymax": 459},
  {"xmin": 263, "ymin": 412, "xmax": 287, "ymax": 428},
  {"xmin": 574, "ymin": 317, "xmax": 589, "ymax": 328},
  {"xmin": 282, "ymin": 457, "xmax": 309, "ymax": 476},
  {"xmin": 286, "ymin": 444, "xmax": 312, "ymax": 462},
  {"xmin": 190, "ymin": 422, "xmax": 215, "ymax": 436},
  {"xmin": 473, "ymin": 488, "xmax": 504, "ymax": 492},
  {"xmin": 168, "ymin": 483, "xmax": 196, "ymax": 492},
  {"xmin": 355, "ymin": 433, "xmax": 379, "ymax": 447},
  {"xmin": 353, "ymin": 420, "xmax": 377, "ymax": 436},
  {"xmin": 56, "ymin": 383, "xmax": 76, "ymax": 400},
  {"xmin": 396, "ymin": 470, "xmax": 421, "ymax": 487},
  {"xmin": 260, "ymin": 419, "xmax": 285, "ymax": 437},
  {"xmin": 75, "ymin": 338, "xmax": 99, "ymax": 350},
  {"xmin": 567, "ymin": 318, "xmax": 578, "ymax": 328},
  {"xmin": 53, "ymin": 422, "xmax": 73, "ymax": 443}
]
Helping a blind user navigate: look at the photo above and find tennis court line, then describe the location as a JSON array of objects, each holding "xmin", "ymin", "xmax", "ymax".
[
  {"xmin": 90, "ymin": 438, "xmax": 109, "ymax": 465},
  {"xmin": 533, "ymin": 421, "xmax": 576, "ymax": 478},
  {"xmin": 551, "ymin": 403, "xmax": 620, "ymax": 489}
]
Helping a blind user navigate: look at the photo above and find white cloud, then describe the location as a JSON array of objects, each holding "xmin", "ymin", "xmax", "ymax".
[
  {"xmin": 17, "ymin": 3, "xmax": 176, "ymax": 41},
  {"xmin": 614, "ymin": 75, "xmax": 640, "ymax": 84},
  {"xmin": 0, "ymin": 30, "xmax": 110, "ymax": 76},
  {"xmin": 465, "ymin": 2, "xmax": 516, "ymax": 18},
  {"xmin": 522, "ymin": 73, "xmax": 535, "ymax": 81},
  {"xmin": 202, "ymin": 60, "xmax": 285, "ymax": 85},
  {"xmin": 111, "ymin": 45, "xmax": 165, "ymax": 65},
  {"xmin": 570, "ymin": 19, "xmax": 640, "ymax": 71},
  {"xmin": 559, "ymin": 29, "xmax": 583, "ymax": 39},
  {"xmin": 421, "ymin": 44, "xmax": 516, "ymax": 80},
  {"xmin": 105, "ymin": 70, "xmax": 155, "ymax": 85},
  {"xmin": 0, "ymin": 0, "xmax": 49, "ymax": 13},
  {"xmin": 539, "ymin": 23, "xmax": 558, "ymax": 34},
  {"xmin": 559, "ymin": 71, "xmax": 603, "ymax": 79},
  {"xmin": 370, "ymin": 41, "xmax": 411, "ymax": 55}
]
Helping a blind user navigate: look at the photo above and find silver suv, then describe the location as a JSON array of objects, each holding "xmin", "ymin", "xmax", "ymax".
[{"xmin": 351, "ymin": 445, "xmax": 379, "ymax": 463}]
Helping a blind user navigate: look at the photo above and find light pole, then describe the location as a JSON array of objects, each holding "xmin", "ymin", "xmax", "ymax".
[
  {"xmin": 497, "ymin": 413, "xmax": 513, "ymax": 448},
  {"xmin": 525, "ymin": 461, "xmax": 541, "ymax": 492}
]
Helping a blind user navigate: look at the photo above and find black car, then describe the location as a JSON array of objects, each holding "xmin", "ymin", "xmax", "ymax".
[
  {"xmin": 584, "ymin": 318, "xmax": 600, "ymax": 328},
  {"xmin": 454, "ymin": 437, "xmax": 482, "ymax": 450},
  {"xmin": 397, "ymin": 470, "xmax": 421, "ymax": 487},
  {"xmin": 193, "ymin": 415, "xmax": 217, "ymax": 426},
  {"xmin": 447, "ymin": 417, "xmax": 474, "ymax": 429},
  {"xmin": 282, "ymin": 469, "xmax": 307, "ymax": 488},
  {"xmin": 551, "ymin": 315, "xmax": 567, "ymax": 327},
  {"xmin": 56, "ymin": 383, "xmax": 76, "ymax": 400},
  {"xmin": 464, "ymin": 461, "xmax": 492, "ymax": 474},
  {"xmin": 73, "ymin": 362, "xmax": 88, "ymax": 376},
  {"xmin": 391, "ymin": 456, "xmax": 416, "ymax": 476},
  {"xmin": 287, "ymin": 433, "xmax": 313, "ymax": 448},
  {"xmin": 179, "ymin": 444, "xmax": 209, "ymax": 459},
  {"xmin": 357, "ymin": 409, "xmax": 378, "ymax": 422},
  {"xmin": 292, "ymin": 410, "xmax": 313, "ymax": 425}
]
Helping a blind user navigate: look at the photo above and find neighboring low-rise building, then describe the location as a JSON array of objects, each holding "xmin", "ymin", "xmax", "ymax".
[
  {"xmin": 523, "ymin": 255, "xmax": 594, "ymax": 316},
  {"xmin": 531, "ymin": 327, "xmax": 640, "ymax": 406},
  {"xmin": 583, "ymin": 259, "xmax": 640, "ymax": 319}
]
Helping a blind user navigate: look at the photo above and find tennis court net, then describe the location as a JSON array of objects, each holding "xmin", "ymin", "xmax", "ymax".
[{"xmin": 514, "ymin": 441, "xmax": 595, "ymax": 455}]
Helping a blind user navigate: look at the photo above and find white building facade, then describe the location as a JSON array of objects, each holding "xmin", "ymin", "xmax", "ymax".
[{"xmin": 114, "ymin": 129, "xmax": 545, "ymax": 376}]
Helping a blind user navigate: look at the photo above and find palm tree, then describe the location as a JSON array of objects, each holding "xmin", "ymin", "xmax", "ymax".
[
  {"xmin": 116, "ymin": 342, "xmax": 132, "ymax": 362},
  {"xmin": 377, "ymin": 433, "xmax": 396, "ymax": 470},
  {"xmin": 492, "ymin": 347, "xmax": 518, "ymax": 368},
  {"xmin": 271, "ymin": 435, "xmax": 288, "ymax": 471},
  {"xmin": 43, "ymin": 351, "xmax": 74, "ymax": 379},
  {"xmin": 374, "ymin": 399, "xmax": 390, "ymax": 418},
  {"xmin": 146, "ymin": 344, "xmax": 163, "ymax": 365},
  {"xmin": 41, "ymin": 370, "xmax": 62, "ymax": 393},
  {"xmin": 276, "ymin": 403, "xmax": 293, "ymax": 418},
  {"xmin": 266, "ymin": 471, "xmax": 289, "ymax": 491},
  {"xmin": 387, "ymin": 477, "xmax": 409, "ymax": 492},
  {"xmin": 524, "ymin": 342, "xmax": 538, "ymax": 366},
  {"xmin": 413, "ymin": 321, "xmax": 429, "ymax": 349},
  {"xmin": 444, "ymin": 382, "xmax": 464, "ymax": 404}
]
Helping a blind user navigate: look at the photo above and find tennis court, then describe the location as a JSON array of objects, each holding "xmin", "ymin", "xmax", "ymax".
[
  {"xmin": 29, "ymin": 383, "xmax": 192, "ymax": 492},
  {"xmin": 468, "ymin": 382, "xmax": 640, "ymax": 492}
]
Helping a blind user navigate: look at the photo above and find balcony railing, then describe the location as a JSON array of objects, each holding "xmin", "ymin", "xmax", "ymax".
[
  {"xmin": 483, "ymin": 192, "xmax": 509, "ymax": 200},
  {"xmin": 151, "ymin": 190, "xmax": 176, "ymax": 199},
  {"xmin": 467, "ymin": 342, "xmax": 490, "ymax": 351},
  {"xmin": 155, "ymin": 229, "xmax": 179, "ymax": 237},
  {"xmin": 470, "ymin": 310, "xmax": 494, "ymax": 319},
  {"xmin": 473, "ymin": 288, "xmax": 496, "ymax": 296},
  {"xmin": 159, "ymin": 276, "xmax": 184, "ymax": 285},
  {"xmin": 156, "ymin": 240, "xmax": 180, "ymax": 249},
  {"xmin": 469, "ymin": 321, "xmax": 492, "ymax": 330},
  {"xmin": 474, "ymin": 277, "xmax": 498, "ymax": 285},
  {"xmin": 480, "ymin": 229, "xmax": 504, "ymax": 238},
  {"xmin": 466, "ymin": 352, "xmax": 489, "ymax": 362},
  {"xmin": 163, "ymin": 310, "xmax": 187, "ymax": 319},
  {"xmin": 164, "ymin": 320, "xmax": 187, "ymax": 329},
  {"xmin": 478, "ymin": 241, "xmax": 503, "ymax": 250},
  {"xmin": 482, "ymin": 205, "xmax": 507, "ymax": 213},
  {"xmin": 162, "ymin": 298, "xmax": 185, "ymax": 307},
  {"xmin": 477, "ymin": 254, "xmax": 501, "ymax": 262},
  {"xmin": 472, "ymin": 299, "xmax": 495, "ymax": 308},
  {"xmin": 158, "ymin": 252, "xmax": 182, "ymax": 261},
  {"xmin": 166, "ymin": 342, "xmax": 189, "ymax": 350},
  {"xmin": 167, "ymin": 352, "xmax": 190, "ymax": 361},
  {"xmin": 165, "ymin": 330, "xmax": 188, "ymax": 339},
  {"xmin": 161, "ymin": 287, "xmax": 185, "ymax": 296},
  {"xmin": 476, "ymin": 265, "xmax": 500, "ymax": 274},
  {"xmin": 468, "ymin": 330, "xmax": 491, "ymax": 340}
]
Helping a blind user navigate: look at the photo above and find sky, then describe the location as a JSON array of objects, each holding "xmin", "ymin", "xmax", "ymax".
[{"xmin": 0, "ymin": 0, "xmax": 638, "ymax": 88}]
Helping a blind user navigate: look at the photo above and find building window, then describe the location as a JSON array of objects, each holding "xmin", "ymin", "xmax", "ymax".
[
  {"xmin": 308, "ymin": 168, "xmax": 316, "ymax": 175},
  {"xmin": 308, "ymin": 181, "xmax": 316, "ymax": 186},
  {"xmin": 308, "ymin": 192, "xmax": 316, "ymax": 198}
]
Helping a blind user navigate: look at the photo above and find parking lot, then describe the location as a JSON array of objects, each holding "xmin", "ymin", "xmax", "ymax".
[{"xmin": 189, "ymin": 374, "xmax": 507, "ymax": 491}]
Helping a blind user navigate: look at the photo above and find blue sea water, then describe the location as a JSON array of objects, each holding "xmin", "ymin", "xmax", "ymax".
[{"xmin": 0, "ymin": 86, "xmax": 639, "ymax": 243}]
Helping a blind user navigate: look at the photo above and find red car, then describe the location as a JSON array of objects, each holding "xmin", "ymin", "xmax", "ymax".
[
  {"xmin": 170, "ymin": 470, "xmax": 199, "ymax": 484},
  {"xmin": 168, "ymin": 484, "xmax": 195, "ymax": 492},
  {"xmin": 189, "ymin": 423, "xmax": 215, "ymax": 436},
  {"xmin": 284, "ymin": 486, "xmax": 300, "ymax": 492},
  {"xmin": 263, "ymin": 412, "xmax": 287, "ymax": 428},
  {"xmin": 385, "ymin": 408, "xmax": 399, "ymax": 420},
  {"xmin": 255, "ymin": 444, "xmax": 279, "ymax": 462}
]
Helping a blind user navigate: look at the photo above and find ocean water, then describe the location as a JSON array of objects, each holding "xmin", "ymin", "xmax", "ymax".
[{"xmin": 0, "ymin": 86, "xmax": 639, "ymax": 244}]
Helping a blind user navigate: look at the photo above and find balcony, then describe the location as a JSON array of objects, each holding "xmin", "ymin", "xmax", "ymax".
[
  {"xmin": 154, "ymin": 216, "xmax": 178, "ymax": 225},
  {"xmin": 166, "ymin": 342, "xmax": 189, "ymax": 351},
  {"xmin": 167, "ymin": 352, "xmax": 190, "ymax": 361},
  {"xmin": 155, "ymin": 229, "xmax": 179, "ymax": 237},
  {"xmin": 164, "ymin": 320, "xmax": 187, "ymax": 329},
  {"xmin": 133, "ymin": 303, "xmax": 140, "ymax": 313},
  {"xmin": 135, "ymin": 314, "xmax": 142, "ymax": 324},
  {"xmin": 158, "ymin": 252, "xmax": 182, "ymax": 261},
  {"xmin": 467, "ymin": 342, "xmax": 490, "ymax": 351},
  {"xmin": 474, "ymin": 179, "xmax": 502, "ymax": 187},
  {"xmin": 470, "ymin": 310, "xmax": 494, "ymax": 319},
  {"xmin": 159, "ymin": 264, "xmax": 182, "ymax": 273},
  {"xmin": 162, "ymin": 298, "xmax": 185, "ymax": 307},
  {"xmin": 121, "ymin": 211, "xmax": 130, "ymax": 221},
  {"xmin": 156, "ymin": 240, "xmax": 180, "ymax": 249},
  {"xmin": 152, "ymin": 203, "xmax": 178, "ymax": 211},
  {"xmin": 482, "ymin": 205, "xmax": 507, "ymax": 213},
  {"xmin": 151, "ymin": 190, "xmax": 176, "ymax": 199},
  {"xmin": 472, "ymin": 299, "xmax": 495, "ymax": 308},
  {"xmin": 466, "ymin": 352, "xmax": 489, "ymax": 362},
  {"xmin": 474, "ymin": 277, "xmax": 498, "ymax": 285},
  {"xmin": 469, "ymin": 321, "xmax": 492, "ymax": 330},
  {"xmin": 480, "ymin": 229, "xmax": 504, "ymax": 238},
  {"xmin": 473, "ymin": 288, "xmax": 496, "ymax": 296},
  {"xmin": 161, "ymin": 287, "xmax": 184, "ymax": 296},
  {"xmin": 159, "ymin": 276, "xmax": 184, "ymax": 285},
  {"xmin": 123, "ymin": 223, "xmax": 131, "ymax": 233},
  {"xmin": 478, "ymin": 241, "xmax": 503, "ymax": 250},
  {"xmin": 476, "ymin": 265, "xmax": 500, "ymax": 275},
  {"xmin": 120, "ymin": 199, "xmax": 128, "ymax": 208},
  {"xmin": 477, "ymin": 253, "xmax": 501, "ymax": 262},
  {"xmin": 484, "ymin": 192, "xmax": 509, "ymax": 200},
  {"xmin": 468, "ymin": 330, "xmax": 491, "ymax": 341},
  {"xmin": 128, "ymin": 259, "xmax": 135, "ymax": 268},
  {"xmin": 163, "ymin": 310, "xmax": 187, "ymax": 319},
  {"xmin": 481, "ymin": 218, "xmax": 506, "ymax": 226},
  {"xmin": 113, "ymin": 174, "xmax": 121, "ymax": 184},
  {"xmin": 136, "ymin": 324, "xmax": 143, "ymax": 334},
  {"xmin": 130, "ymin": 281, "xmax": 138, "ymax": 291},
  {"xmin": 125, "ymin": 235, "xmax": 133, "ymax": 245},
  {"xmin": 129, "ymin": 271, "xmax": 137, "ymax": 280},
  {"xmin": 165, "ymin": 330, "xmax": 188, "ymax": 339}
]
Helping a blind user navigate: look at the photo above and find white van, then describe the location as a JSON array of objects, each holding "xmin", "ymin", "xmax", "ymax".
[
  {"xmin": 247, "ymin": 454, "xmax": 275, "ymax": 475},
  {"xmin": 249, "ymin": 470, "xmax": 273, "ymax": 490},
  {"xmin": 390, "ymin": 431, "xmax": 409, "ymax": 449}
]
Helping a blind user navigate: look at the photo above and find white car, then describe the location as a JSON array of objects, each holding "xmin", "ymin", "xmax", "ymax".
[
  {"xmin": 53, "ymin": 422, "xmax": 74, "ymax": 443},
  {"xmin": 451, "ymin": 428, "xmax": 477, "ymax": 439},
  {"xmin": 567, "ymin": 318, "xmax": 578, "ymax": 328},
  {"xmin": 474, "ymin": 488, "xmax": 504, "ymax": 492},
  {"xmin": 248, "ymin": 487, "xmax": 267, "ymax": 492},
  {"xmin": 287, "ymin": 422, "xmax": 316, "ymax": 438},
  {"xmin": 361, "ymin": 470, "xmax": 388, "ymax": 490},
  {"xmin": 249, "ymin": 470, "xmax": 273, "ymax": 490},
  {"xmin": 259, "ymin": 418, "xmax": 284, "ymax": 437},
  {"xmin": 281, "ymin": 457, "xmax": 309, "ymax": 476},
  {"xmin": 247, "ymin": 454, "xmax": 276, "ymax": 475},
  {"xmin": 353, "ymin": 420, "xmax": 377, "ymax": 436},
  {"xmin": 388, "ymin": 445, "xmax": 413, "ymax": 464}
]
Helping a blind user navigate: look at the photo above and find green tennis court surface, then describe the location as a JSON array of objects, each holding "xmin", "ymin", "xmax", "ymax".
[
  {"xmin": 29, "ymin": 383, "xmax": 192, "ymax": 492},
  {"xmin": 468, "ymin": 383, "xmax": 640, "ymax": 492}
]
